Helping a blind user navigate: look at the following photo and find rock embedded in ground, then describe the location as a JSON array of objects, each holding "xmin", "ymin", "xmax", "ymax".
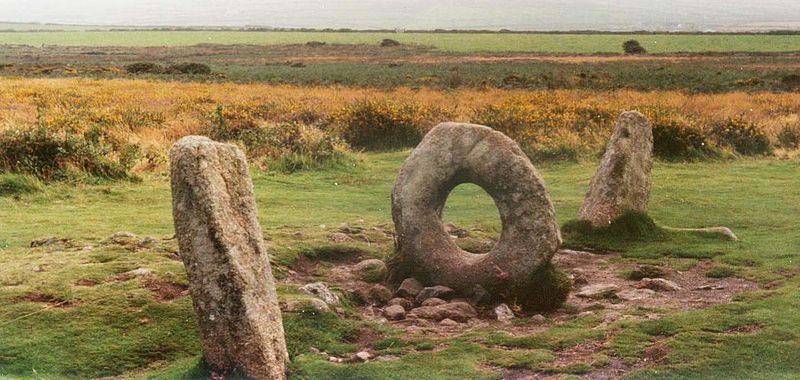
[
  {"xmin": 396, "ymin": 278, "xmax": 424, "ymax": 298},
  {"xmin": 388, "ymin": 297, "xmax": 413, "ymax": 310},
  {"xmin": 353, "ymin": 259, "xmax": 386, "ymax": 275},
  {"xmin": 415, "ymin": 285, "xmax": 455, "ymax": 303},
  {"xmin": 639, "ymin": 278, "xmax": 682, "ymax": 292},
  {"xmin": 389, "ymin": 123, "xmax": 562, "ymax": 309},
  {"xmin": 408, "ymin": 302, "xmax": 477, "ymax": 322},
  {"xmin": 666, "ymin": 226, "xmax": 738, "ymax": 241},
  {"xmin": 328, "ymin": 232, "xmax": 352, "ymax": 243},
  {"xmin": 353, "ymin": 351, "xmax": 372, "ymax": 362},
  {"xmin": 170, "ymin": 136, "xmax": 288, "ymax": 379},
  {"xmin": 384, "ymin": 304, "xmax": 406, "ymax": 320},
  {"xmin": 300, "ymin": 282, "xmax": 341, "ymax": 305},
  {"xmin": 578, "ymin": 111, "xmax": 653, "ymax": 227},
  {"xmin": 421, "ymin": 297, "xmax": 447, "ymax": 307},
  {"xmin": 628, "ymin": 264, "xmax": 665, "ymax": 280},
  {"xmin": 494, "ymin": 303, "xmax": 515, "ymax": 322},
  {"xmin": 617, "ymin": 288, "xmax": 657, "ymax": 301},
  {"xmin": 367, "ymin": 284, "xmax": 394, "ymax": 304},
  {"xmin": 440, "ymin": 318, "xmax": 459, "ymax": 326},
  {"xmin": 124, "ymin": 268, "xmax": 153, "ymax": 277},
  {"xmin": 530, "ymin": 314, "xmax": 547, "ymax": 324},
  {"xmin": 309, "ymin": 299, "xmax": 330, "ymax": 313},
  {"xmin": 576, "ymin": 284, "xmax": 620, "ymax": 299}
]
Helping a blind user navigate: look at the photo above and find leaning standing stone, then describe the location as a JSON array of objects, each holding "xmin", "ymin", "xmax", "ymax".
[
  {"xmin": 170, "ymin": 136, "xmax": 288, "ymax": 379},
  {"xmin": 578, "ymin": 111, "xmax": 653, "ymax": 227}
]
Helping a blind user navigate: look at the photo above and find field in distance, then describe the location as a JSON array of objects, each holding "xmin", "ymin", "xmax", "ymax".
[{"xmin": 2, "ymin": 31, "xmax": 800, "ymax": 53}]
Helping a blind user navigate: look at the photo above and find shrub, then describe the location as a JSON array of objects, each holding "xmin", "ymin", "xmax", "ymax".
[
  {"xmin": 0, "ymin": 126, "xmax": 140, "ymax": 180},
  {"xmin": 650, "ymin": 112, "xmax": 718, "ymax": 160},
  {"xmin": 778, "ymin": 125, "xmax": 800, "ymax": 149},
  {"xmin": 0, "ymin": 174, "xmax": 43, "ymax": 197},
  {"xmin": 165, "ymin": 62, "xmax": 212, "ymax": 75},
  {"xmin": 207, "ymin": 109, "xmax": 350, "ymax": 173},
  {"xmin": 712, "ymin": 117, "xmax": 772, "ymax": 155},
  {"xmin": 380, "ymin": 38, "xmax": 401, "ymax": 47},
  {"xmin": 124, "ymin": 62, "xmax": 163, "ymax": 74},
  {"xmin": 705, "ymin": 266, "xmax": 736, "ymax": 278},
  {"xmin": 781, "ymin": 74, "xmax": 800, "ymax": 89},
  {"xmin": 331, "ymin": 100, "xmax": 449, "ymax": 150},
  {"xmin": 623, "ymin": 40, "xmax": 647, "ymax": 54}
]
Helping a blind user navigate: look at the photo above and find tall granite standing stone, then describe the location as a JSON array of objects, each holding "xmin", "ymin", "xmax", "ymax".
[
  {"xmin": 170, "ymin": 136, "xmax": 288, "ymax": 379},
  {"xmin": 578, "ymin": 111, "xmax": 653, "ymax": 227}
]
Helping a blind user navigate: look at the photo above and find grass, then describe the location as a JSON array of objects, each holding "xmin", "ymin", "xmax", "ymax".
[
  {"xmin": 0, "ymin": 152, "xmax": 799, "ymax": 378},
  {"xmin": 2, "ymin": 31, "xmax": 800, "ymax": 53}
]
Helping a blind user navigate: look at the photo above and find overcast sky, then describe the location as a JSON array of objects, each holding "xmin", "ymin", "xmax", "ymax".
[{"xmin": 2, "ymin": 0, "xmax": 800, "ymax": 31}]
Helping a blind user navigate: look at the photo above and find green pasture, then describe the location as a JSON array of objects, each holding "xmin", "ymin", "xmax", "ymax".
[
  {"xmin": 1, "ymin": 152, "xmax": 799, "ymax": 378},
  {"xmin": 3, "ymin": 31, "xmax": 800, "ymax": 53}
]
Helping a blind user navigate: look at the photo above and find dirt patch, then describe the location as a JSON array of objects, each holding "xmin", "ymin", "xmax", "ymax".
[
  {"xmin": 143, "ymin": 279, "xmax": 189, "ymax": 303},
  {"xmin": 640, "ymin": 338, "xmax": 670, "ymax": 366},
  {"xmin": 18, "ymin": 292, "xmax": 74, "ymax": 308},
  {"xmin": 723, "ymin": 323, "xmax": 762, "ymax": 335},
  {"xmin": 75, "ymin": 278, "xmax": 100, "ymax": 287}
]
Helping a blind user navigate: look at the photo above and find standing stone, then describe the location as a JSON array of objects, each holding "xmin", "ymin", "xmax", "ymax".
[
  {"xmin": 578, "ymin": 111, "xmax": 653, "ymax": 227},
  {"xmin": 390, "ymin": 123, "xmax": 562, "ymax": 308},
  {"xmin": 170, "ymin": 136, "xmax": 288, "ymax": 379}
]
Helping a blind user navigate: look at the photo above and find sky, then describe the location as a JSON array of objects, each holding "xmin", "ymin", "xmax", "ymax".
[{"xmin": 1, "ymin": 0, "xmax": 800, "ymax": 31}]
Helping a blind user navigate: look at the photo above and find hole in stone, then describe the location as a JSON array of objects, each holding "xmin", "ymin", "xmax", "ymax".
[{"xmin": 442, "ymin": 183, "xmax": 500, "ymax": 254}]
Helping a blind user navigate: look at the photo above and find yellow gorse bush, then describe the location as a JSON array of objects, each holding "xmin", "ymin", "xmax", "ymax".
[{"xmin": 0, "ymin": 77, "xmax": 799, "ymax": 177}]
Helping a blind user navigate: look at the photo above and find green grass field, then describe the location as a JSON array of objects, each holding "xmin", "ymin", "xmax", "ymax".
[
  {"xmin": 4, "ymin": 31, "xmax": 800, "ymax": 53},
  {"xmin": 1, "ymin": 152, "xmax": 799, "ymax": 378}
]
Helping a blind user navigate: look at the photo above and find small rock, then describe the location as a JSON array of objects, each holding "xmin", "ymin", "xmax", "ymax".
[
  {"xmin": 329, "ymin": 232, "xmax": 352, "ymax": 243},
  {"xmin": 328, "ymin": 356, "xmax": 343, "ymax": 363},
  {"xmin": 617, "ymin": 288, "xmax": 656, "ymax": 301},
  {"xmin": 493, "ymin": 304, "xmax": 515, "ymax": 323},
  {"xmin": 376, "ymin": 355, "xmax": 400, "ymax": 362},
  {"xmin": 695, "ymin": 284, "xmax": 725, "ymax": 290},
  {"xmin": 384, "ymin": 304, "xmax": 406, "ymax": 320},
  {"xmin": 300, "ymin": 282, "xmax": 341, "ymax": 305},
  {"xmin": 388, "ymin": 297, "xmax": 413, "ymax": 310},
  {"xmin": 576, "ymin": 284, "xmax": 620, "ymax": 299},
  {"xmin": 408, "ymin": 302, "xmax": 476, "ymax": 322},
  {"xmin": 32, "ymin": 265, "xmax": 44, "ymax": 273},
  {"xmin": 578, "ymin": 311, "xmax": 595, "ymax": 317},
  {"xmin": 126, "ymin": 267, "xmax": 154, "ymax": 277},
  {"xmin": 568, "ymin": 270, "xmax": 589, "ymax": 286},
  {"xmin": 415, "ymin": 285, "xmax": 455, "ymax": 303},
  {"xmin": 444, "ymin": 223, "xmax": 468, "ymax": 238},
  {"xmin": 530, "ymin": 314, "xmax": 546, "ymax": 324},
  {"xmin": 309, "ymin": 347, "xmax": 320, "ymax": 354},
  {"xmin": 639, "ymin": 278, "xmax": 681, "ymax": 292},
  {"xmin": 353, "ymin": 351, "xmax": 371, "ymax": 362},
  {"xmin": 368, "ymin": 284, "xmax": 394, "ymax": 304},
  {"xmin": 353, "ymin": 259, "xmax": 386, "ymax": 273},
  {"xmin": 139, "ymin": 236, "xmax": 157, "ymax": 246},
  {"xmin": 396, "ymin": 278, "xmax": 424, "ymax": 298},
  {"xmin": 471, "ymin": 284, "xmax": 492, "ymax": 305},
  {"xmin": 108, "ymin": 231, "xmax": 137, "ymax": 244},
  {"xmin": 628, "ymin": 265, "xmax": 664, "ymax": 280},
  {"xmin": 421, "ymin": 297, "xmax": 447, "ymax": 307},
  {"xmin": 309, "ymin": 299, "xmax": 330, "ymax": 313},
  {"xmin": 440, "ymin": 318, "xmax": 459, "ymax": 326}
]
